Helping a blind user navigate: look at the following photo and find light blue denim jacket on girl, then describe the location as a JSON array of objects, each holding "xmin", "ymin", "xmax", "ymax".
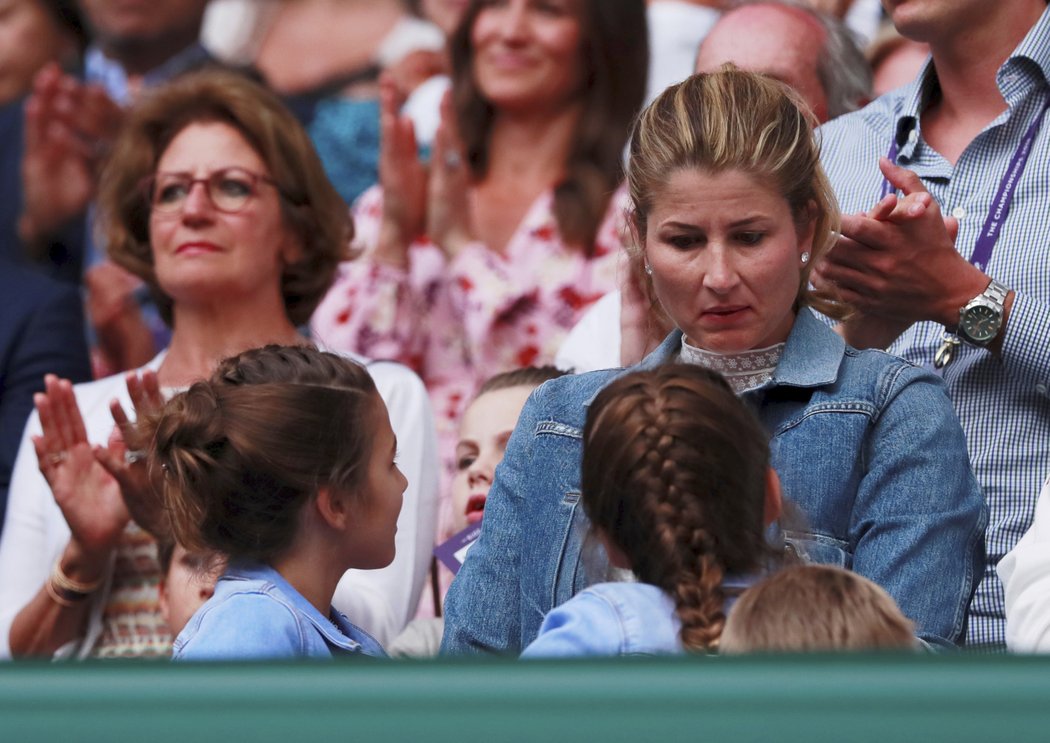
[
  {"xmin": 173, "ymin": 561, "xmax": 385, "ymax": 661},
  {"xmin": 520, "ymin": 576, "xmax": 756, "ymax": 658},
  {"xmin": 443, "ymin": 309, "xmax": 988, "ymax": 655}
]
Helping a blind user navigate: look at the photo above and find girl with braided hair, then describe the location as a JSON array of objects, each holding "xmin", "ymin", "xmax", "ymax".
[
  {"xmin": 146, "ymin": 345, "xmax": 405, "ymax": 660},
  {"xmin": 522, "ymin": 365, "xmax": 780, "ymax": 656}
]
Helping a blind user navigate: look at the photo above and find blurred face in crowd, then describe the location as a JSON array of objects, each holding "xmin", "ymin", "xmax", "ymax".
[
  {"xmin": 450, "ymin": 384, "xmax": 534, "ymax": 533},
  {"xmin": 0, "ymin": 0, "xmax": 79, "ymax": 104},
  {"xmin": 79, "ymin": 0, "xmax": 207, "ymax": 48},
  {"xmin": 421, "ymin": 0, "xmax": 470, "ymax": 36},
  {"xmin": 695, "ymin": 4, "xmax": 829, "ymax": 123},
  {"xmin": 148, "ymin": 120, "xmax": 301, "ymax": 314},
  {"xmin": 471, "ymin": 0, "xmax": 584, "ymax": 114},
  {"xmin": 880, "ymin": 0, "xmax": 1008, "ymax": 44},
  {"xmin": 643, "ymin": 167, "xmax": 813, "ymax": 353},
  {"xmin": 158, "ymin": 545, "xmax": 222, "ymax": 637}
]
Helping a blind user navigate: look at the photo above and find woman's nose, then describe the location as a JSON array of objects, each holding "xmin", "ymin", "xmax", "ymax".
[
  {"xmin": 702, "ymin": 246, "xmax": 739, "ymax": 293},
  {"xmin": 181, "ymin": 181, "xmax": 214, "ymax": 221},
  {"xmin": 497, "ymin": 0, "xmax": 530, "ymax": 41}
]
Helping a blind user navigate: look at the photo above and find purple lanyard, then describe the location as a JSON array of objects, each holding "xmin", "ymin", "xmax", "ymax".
[{"xmin": 881, "ymin": 95, "xmax": 1050, "ymax": 272}]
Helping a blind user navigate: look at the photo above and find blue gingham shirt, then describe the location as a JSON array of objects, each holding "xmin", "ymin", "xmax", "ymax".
[{"xmin": 818, "ymin": 6, "xmax": 1050, "ymax": 649}]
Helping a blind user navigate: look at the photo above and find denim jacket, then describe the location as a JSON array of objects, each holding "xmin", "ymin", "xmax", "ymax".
[
  {"xmin": 520, "ymin": 575, "xmax": 757, "ymax": 658},
  {"xmin": 173, "ymin": 561, "xmax": 386, "ymax": 660},
  {"xmin": 442, "ymin": 309, "xmax": 988, "ymax": 654}
]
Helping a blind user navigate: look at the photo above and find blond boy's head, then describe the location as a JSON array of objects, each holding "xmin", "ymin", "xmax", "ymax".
[{"xmin": 720, "ymin": 565, "xmax": 917, "ymax": 653}]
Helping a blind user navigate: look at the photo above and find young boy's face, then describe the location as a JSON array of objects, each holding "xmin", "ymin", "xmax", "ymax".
[{"xmin": 159, "ymin": 545, "xmax": 223, "ymax": 637}]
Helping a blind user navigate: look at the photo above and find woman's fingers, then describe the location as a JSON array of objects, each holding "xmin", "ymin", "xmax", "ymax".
[
  {"xmin": 34, "ymin": 391, "xmax": 57, "ymax": 450},
  {"xmin": 57, "ymin": 377, "xmax": 89, "ymax": 444},
  {"xmin": 141, "ymin": 369, "xmax": 163, "ymax": 408},
  {"xmin": 93, "ymin": 443, "xmax": 123, "ymax": 480},
  {"xmin": 45, "ymin": 375, "xmax": 77, "ymax": 448}
]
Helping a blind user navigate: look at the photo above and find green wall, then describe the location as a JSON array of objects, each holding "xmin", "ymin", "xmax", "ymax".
[{"xmin": 3, "ymin": 653, "xmax": 1048, "ymax": 742}]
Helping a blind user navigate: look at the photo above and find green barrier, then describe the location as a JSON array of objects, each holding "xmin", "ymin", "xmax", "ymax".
[{"xmin": 3, "ymin": 654, "xmax": 1049, "ymax": 742}]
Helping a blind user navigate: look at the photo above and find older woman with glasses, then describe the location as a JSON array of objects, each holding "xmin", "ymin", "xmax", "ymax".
[{"xmin": 0, "ymin": 69, "xmax": 438, "ymax": 659}]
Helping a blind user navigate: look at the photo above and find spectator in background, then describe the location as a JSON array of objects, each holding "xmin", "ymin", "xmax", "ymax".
[
  {"xmin": 556, "ymin": 0, "xmax": 871, "ymax": 374},
  {"xmin": 0, "ymin": 260, "xmax": 91, "ymax": 534},
  {"xmin": 1000, "ymin": 478, "xmax": 1050, "ymax": 651},
  {"xmin": 312, "ymin": 0, "xmax": 649, "ymax": 534},
  {"xmin": 0, "ymin": 70, "xmax": 437, "ymax": 659},
  {"xmin": 155, "ymin": 540, "xmax": 221, "ymax": 639},
  {"xmin": 811, "ymin": 0, "xmax": 1050, "ymax": 649},
  {"xmin": 0, "ymin": 0, "xmax": 85, "ymax": 105},
  {"xmin": 694, "ymin": 1, "xmax": 871, "ymax": 122},
  {"xmin": 13, "ymin": 0, "xmax": 214, "ymax": 280},
  {"xmin": 388, "ymin": 365, "xmax": 565, "ymax": 658},
  {"xmin": 448, "ymin": 366, "xmax": 566, "ymax": 535},
  {"xmin": 644, "ymin": 0, "xmax": 723, "ymax": 105},
  {"xmin": 5, "ymin": 0, "xmax": 223, "ymax": 379},
  {"xmin": 0, "ymin": 0, "xmax": 87, "ymax": 271},
  {"xmin": 720, "ymin": 565, "xmax": 918, "ymax": 653}
]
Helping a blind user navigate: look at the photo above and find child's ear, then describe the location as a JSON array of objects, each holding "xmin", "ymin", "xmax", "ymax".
[
  {"xmin": 763, "ymin": 466, "xmax": 783, "ymax": 527},
  {"xmin": 315, "ymin": 486, "xmax": 351, "ymax": 530}
]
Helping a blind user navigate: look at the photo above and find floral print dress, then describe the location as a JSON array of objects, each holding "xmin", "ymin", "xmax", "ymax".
[{"xmin": 311, "ymin": 185, "xmax": 630, "ymax": 532}]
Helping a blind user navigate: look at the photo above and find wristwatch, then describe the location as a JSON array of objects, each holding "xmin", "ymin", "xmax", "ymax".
[{"xmin": 957, "ymin": 279, "xmax": 1009, "ymax": 346}]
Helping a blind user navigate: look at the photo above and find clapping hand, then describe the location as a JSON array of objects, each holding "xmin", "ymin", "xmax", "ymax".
[
  {"xmin": 18, "ymin": 64, "xmax": 123, "ymax": 247},
  {"xmin": 812, "ymin": 158, "xmax": 982, "ymax": 349},
  {"xmin": 426, "ymin": 90, "xmax": 475, "ymax": 258},
  {"xmin": 32, "ymin": 375, "xmax": 129, "ymax": 558},
  {"xmin": 95, "ymin": 370, "xmax": 169, "ymax": 539},
  {"xmin": 375, "ymin": 74, "xmax": 427, "ymax": 267}
]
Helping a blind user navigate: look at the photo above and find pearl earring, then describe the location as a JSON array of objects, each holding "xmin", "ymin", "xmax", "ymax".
[{"xmin": 800, "ymin": 251, "xmax": 810, "ymax": 265}]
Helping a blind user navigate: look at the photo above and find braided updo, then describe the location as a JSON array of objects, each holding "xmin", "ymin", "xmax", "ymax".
[
  {"xmin": 143, "ymin": 345, "xmax": 379, "ymax": 562},
  {"xmin": 581, "ymin": 364, "xmax": 772, "ymax": 652}
]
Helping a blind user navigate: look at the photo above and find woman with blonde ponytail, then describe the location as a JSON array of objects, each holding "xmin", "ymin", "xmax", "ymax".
[
  {"xmin": 522, "ymin": 365, "xmax": 778, "ymax": 656},
  {"xmin": 443, "ymin": 68, "xmax": 985, "ymax": 656}
]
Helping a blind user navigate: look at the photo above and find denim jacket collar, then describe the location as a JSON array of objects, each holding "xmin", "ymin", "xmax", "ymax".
[
  {"xmin": 223, "ymin": 560, "xmax": 364, "ymax": 653},
  {"xmin": 626, "ymin": 308, "xmax": 843, "ymax": 392}
]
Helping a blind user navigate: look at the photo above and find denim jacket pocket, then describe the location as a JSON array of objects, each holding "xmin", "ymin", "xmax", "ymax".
[{"xmin": 784, "ymin": 530, "xmax": 854, "ymax": 569}]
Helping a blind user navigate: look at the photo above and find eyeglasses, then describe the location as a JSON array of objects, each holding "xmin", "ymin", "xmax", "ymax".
[{"xmin": 142, "ymin": 167, "xmax": 281, "ymax": 215}]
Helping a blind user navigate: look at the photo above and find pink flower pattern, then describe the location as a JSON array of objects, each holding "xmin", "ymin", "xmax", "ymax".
[{"xmin": 311, "ymin": 185, "xmax": 630, "ymax": 532}]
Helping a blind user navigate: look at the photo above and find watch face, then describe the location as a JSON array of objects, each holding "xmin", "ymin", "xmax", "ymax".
[{"xmin": 961, "ymin": 305, "xmax": 1002, "ymax": 343}]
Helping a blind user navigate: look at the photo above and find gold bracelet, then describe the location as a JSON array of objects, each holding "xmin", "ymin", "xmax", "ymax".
[
  {"xmin": 51, "ymin": 557, "xmax": 103, "ymax": 596},
  {"xmin": 44, "ymin": 577, "xmax": 80, "ymax": 608}
]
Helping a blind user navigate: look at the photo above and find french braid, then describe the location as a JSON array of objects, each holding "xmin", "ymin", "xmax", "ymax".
[{"xmin": 582, "ymin": 365, "xmax": 772, "ymax": 652}]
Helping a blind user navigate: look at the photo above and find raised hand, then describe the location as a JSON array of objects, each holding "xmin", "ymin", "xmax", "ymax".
[
  {"xmin": 427, "ymin": 89, "xmax": 475, "ymax": 258},
  {"xmin": 95, "ymin": 370, "xmax": 169, "ymax": 539},
  {"xmin": 31, "ymin": 375, "xmax": 129, "ymax": 557},
  {"xmin": 18, "ymin": 65, "xmax": 123, "ymax": 247},
  {"xmin": 813, "ymin": 158, "xmax": 983, "ymax": 348},
  {"xmin": 375, "ymin": 73, "xmax": 427, "ymax": 267}
]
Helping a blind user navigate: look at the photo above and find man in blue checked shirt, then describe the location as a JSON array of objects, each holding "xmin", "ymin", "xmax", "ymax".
[{"xmin": 813, "ymin": 0, "xmax": 1050, "ymax": 649}]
